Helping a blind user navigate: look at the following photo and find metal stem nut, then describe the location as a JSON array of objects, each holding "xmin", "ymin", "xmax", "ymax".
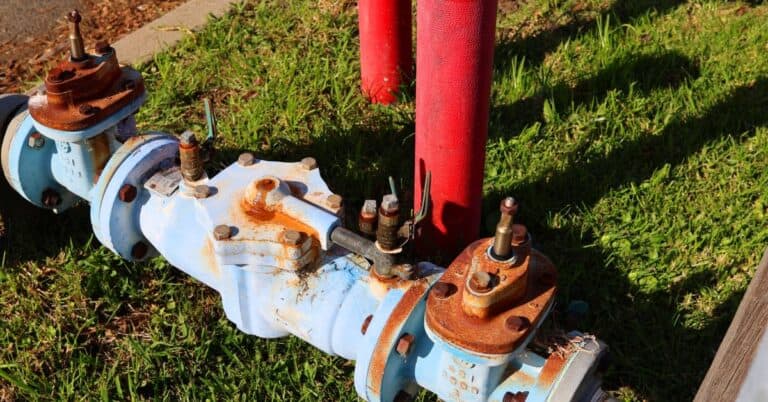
[
  {"xmin": 301, "ymin": 157, "xmax": 318, "ymax": 170},
  {"xmin": 213, "ymin": 225, "xmax": 232, "ymax": 240},
  {"xmin": 470, "ymin": 271, "xmax": 493, "ymax": 292},
  {"xmin": 504, "ymin": 316, "xmax": 531, "ymax": 332},
  {"xmin": 118, "ymin": 184, "xmax": 137, "ymax": 203},
  {"xmin": 395, "ymin": 333, "xmax": 415, "ymax": 357},
  {"xmin": 27, "ymin": 133, "xmax": 45, "ymax": 149},
  {"xmin": 327, "ymin": 194, "xmax": 343, "ymax": 209},
  {"xmin": 193, "ymin": 185, "xmax": 211, "ymax": 199},
  {"xmin": 431, "ymin": 282, "xmax": 457, "ymax": 299},
  {"xmin": 360, "ymin": 315, "xmax": 373, "ymax": 335},
  {"xmin": 282, "ymin": 230, "xmax": 302, "ymax": 245},
  {"xmin": 238, "ymin": 152, "xmax": 256, "ymax": 167}
]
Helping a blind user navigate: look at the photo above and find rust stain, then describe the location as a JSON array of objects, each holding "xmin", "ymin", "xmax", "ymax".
[
  {"xmin": 538, "ymin": 352, "xmax": 568, "ymax": 386},
  {"xmin": 88, "ymin": 132, "xmax": 111, "ymax": 182},
  {"xmin": 201, "ymin": 238, "xmax": 220, "ymax": 277},
  {"xmin": 367, "ymin": 279, "xmax": 430, "ymax": 396},
  {"xmin": 425, "ymin": 238, "xmax": 558, "ymax": 355}
]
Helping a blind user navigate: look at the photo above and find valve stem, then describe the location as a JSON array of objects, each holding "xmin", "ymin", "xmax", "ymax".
[
  {"xmin": 491, "ymin": 197, "xmax": 518, "ymax": 260},
  {"xmin": 66, "ymin": 10, "xmax": 86, "ymax": 61}
]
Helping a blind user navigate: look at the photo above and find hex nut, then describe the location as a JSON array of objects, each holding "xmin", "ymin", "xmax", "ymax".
[
  {"xmin": 381, "ymin": 194, "xmax": 399, "ymax": 213},
  {"xmin": 27, "ymin": 133, "xmax": 45, "ymax": 149},
  {"xmin": 283, "ymin": 230, "xmax": 302, "ymax": 245},
  {"xmin": 396, "ymin": 333, "xmax": 415, "ymax": 357},
  {"xmin": 470, "ymin": 271, "xmax": 493, "ymax": 292},
  {"xmin": 193, "ymin": 185, "xmax": 211, "ymax": 199},
  {"xmin": 301, "ymin": 157, "xmax": 318, "ymax": 170},
  {"xmin": 118, "ymin": 184, "xmax": 138, "ymax": 203},
  {"xmin": 238, "ymin": 152, "xmax": 256, "ymax": 166},
  {"xmin": 327, "ymin": 194, "xmax": 343, "ymax": 209},
  {"xmin": 213, "ymin": 225, "xmax": 232, "ymax": 240},
  {"xmin": 180, "ymin": 130, "xmax": 198, "ymax": 146}
]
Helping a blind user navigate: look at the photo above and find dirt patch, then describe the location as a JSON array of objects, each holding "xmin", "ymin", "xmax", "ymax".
[{"xmin": 0, "ymin": 0, "xmax": 185, "ymax": 94}]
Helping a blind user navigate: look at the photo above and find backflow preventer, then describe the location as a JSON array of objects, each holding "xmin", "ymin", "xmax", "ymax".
[{"xmin": 0, "ymin": 12, "xmax": 613, "ymax": 402}]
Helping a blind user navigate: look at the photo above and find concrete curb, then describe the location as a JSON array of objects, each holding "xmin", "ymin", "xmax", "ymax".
[{"xmin": 113, "ymin": 0, "xmax": 239, "ymax": 65}]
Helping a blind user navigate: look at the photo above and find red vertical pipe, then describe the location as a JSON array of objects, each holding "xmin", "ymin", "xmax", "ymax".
[
  {"xmin": 358, "ymin": 0, "xmax": 413, "ymax": 104},
  {"xmin": 414, "ymin": 0, "xmax": 498, "ymax": 258}
]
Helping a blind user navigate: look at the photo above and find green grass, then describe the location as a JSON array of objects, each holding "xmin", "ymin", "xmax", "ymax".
[{"xmin": 2, "ymin": 0, "xmax": 768, "ymax": 400}]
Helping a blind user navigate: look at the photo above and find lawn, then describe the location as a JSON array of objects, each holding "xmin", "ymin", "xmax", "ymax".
[{"xmin": 2, "ymin": 0, "xmax": 768, "ymax": 400}]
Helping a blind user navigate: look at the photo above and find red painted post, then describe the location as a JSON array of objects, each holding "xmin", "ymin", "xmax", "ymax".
[
  {"xmin": 358, "ymin": 0, "xmax": 413, "ymax": 104},
  {"xmin": 414, "ymin": 0, "xmax": 499, "ymax": 259}
]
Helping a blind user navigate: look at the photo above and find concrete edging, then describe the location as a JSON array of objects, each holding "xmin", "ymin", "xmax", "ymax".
[{"xmin": 113, "ymin": 0, "xmax": 239, "ymax": 65}]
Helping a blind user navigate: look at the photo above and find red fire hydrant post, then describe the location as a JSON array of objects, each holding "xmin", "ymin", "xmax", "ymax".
[
  {"xmin": 358, "ymin": 0, "xmax": 414, "ymax": 104},
  {"xmin": 414, "ymin": 0, "xmax": 499, "ymax": 259}
]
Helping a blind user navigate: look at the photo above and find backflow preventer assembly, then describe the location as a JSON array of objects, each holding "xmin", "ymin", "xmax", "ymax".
[{"xmin": 0, "ymin": 9, "xmax": 613, "ymax": 402}]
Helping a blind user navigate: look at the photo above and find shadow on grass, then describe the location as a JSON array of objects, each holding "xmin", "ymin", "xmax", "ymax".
[
  {"xmin": 483, "ymin": 77, "xmax": 768, "ymax": 400},
  {"xmin": 491, "ymin": 50, "xmax": 701, "ymax": 136},
  {"xmin": 495, "ymin": 0, "xmax": 688, "ymax": 69}
]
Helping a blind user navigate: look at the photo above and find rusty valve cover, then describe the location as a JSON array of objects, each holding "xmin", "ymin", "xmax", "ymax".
[
  {"xmin": 29, "ymin": 45, "xmax": 145, "ymax": 132},
  {"xmin": 425, "ymin": 230, "xmax": 557, "ymax": 355}
]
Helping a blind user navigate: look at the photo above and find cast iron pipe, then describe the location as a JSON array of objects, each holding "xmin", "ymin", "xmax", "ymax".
[{"xmin": 414, "ymin": 0, "xmax": 499, "ymax": 259}]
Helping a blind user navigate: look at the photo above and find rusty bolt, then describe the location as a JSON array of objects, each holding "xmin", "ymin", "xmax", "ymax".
[
  {"xmin": 79, "ymin": 104, "xmax": 100, "ymax": 115},
  {"xmin": 470, "ymin": 271, "xmax": 493, "ymax": 292},
  {"xmin": 301, "ymin": 157, "xmax": 318, "ymax": 170},
  {"xmin": 503, "ymin": 391, "xmax": 529, "ymax": 402},
  {"xmin": 27, "ymin": 133, "xmax": 45, "ymax": 149},
  {"xmin": 431, "ymin": 282, "xmax": 457, "ymax": 299},
  {"xmin": 213, "ymin": 225, "xmax": 232, "ymax": 240},
  {"xmin": 131, "ymin": 242, "xmax": 149, "ymax": 259},
  {"xmin": 238, "ymin": 152, "xmax": 255, "ymax": 167},
  {"xmin": 283, "ymin": 230, "xmax": 302, "ymax": 246},
  {"xmin": 180, "ymin": 130, "xmax": 198, "ymax": 147},
  {"xmin": 327, "ymin": 194, "xmax": 343, "ymax": 209},
  {"xmin": 381, "ymin": 194, "xmax": 399, "ymax": 213},
  {"xmin": 193, "ymin": 185, "xmax": 211, "ymax": 199},
  {"xmin": 41, "ymin": 188, "xmax": 62, "ymax": 208},
  {"xmin": 95, "ymin": 40, "xmax": 111, "ymax": 54},
  {"xmin": 118, "ymin": 184, "xmax": 137, "ymax": 203},
  {"xmin": 505, "ymin": 316, "xmax": 531, "ymax": 332},
  {"xmin": 360, "ymin": 314, "xmax": 373, "ymax": 335},
  {"xmin": 395, "ymin": 333, "xmax": 415, "ymax": 357}
]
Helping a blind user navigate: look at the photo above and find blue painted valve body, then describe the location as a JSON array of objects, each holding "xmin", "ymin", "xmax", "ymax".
[{"xmin": 0, "ymin": 69, "xmax": 611, "ymax": 402}]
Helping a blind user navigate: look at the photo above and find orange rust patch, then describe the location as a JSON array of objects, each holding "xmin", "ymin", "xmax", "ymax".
[
  {"xmin": 538, "ymin": 352, "xmax": 568, "ymax": 386},
  {"xmin": 425, "ymin": 239, "xmax": 557, "ymax": 355},
  {"xmin": 368, "ymin": 279, "xmax": 430, "ymax": 396},
  {"xmin": 256, "ymin": 178, "xmax": 276, "ymax": 191},
  {"xmin": 201, "ymin": 238, "xmax": 220, "ymax": 276},
  {"xmin": 88, "ymin": 132, "xmax": 111, "ymax": 182}
]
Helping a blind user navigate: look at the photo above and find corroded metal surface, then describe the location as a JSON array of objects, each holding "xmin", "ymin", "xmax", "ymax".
[
  {"xmin": 425, "ymin": 238, "xmax": 557, "ymax": 355},
  {"xmin": 28, "ymin": 48, "xmax": 145, "ymax": 131}
]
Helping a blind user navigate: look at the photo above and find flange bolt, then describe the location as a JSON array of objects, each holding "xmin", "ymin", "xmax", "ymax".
[
  {"xmin": 118, "ymin": 184, "xmax": 137, "ymax": 203},
  {"xmin": 283, "ymin": 230, "xmax": 302, "ymax": 246},
  {"xmin": 301, "ymin": 157, "xmax": 318, "ymax": 170},
  {"xmin": 431, "ymin": 282, "xmax": 457, "ymax": 299},
  {"xmin": 213, "ymin": 225, "xmax": 232, "ymax": 240},
  {"xmin": 193, "ymin": 185, "xmax": 211, "ymax": 199},
  {"xmin": 504, "ymin": 316, "xmax": 531, "ymax": 332},
  {"xmin": 469, "ymin": 271, "xmax": 493, "ymax": 293},
  {"xmin": 27, "ymin": 133, "xmax": 45, "ymax": 149},
  {"xmin": 396, "ymin": 333, "xmax": 415, "ymax": 357},
  {"xmin": 238, "ymin": 152, "xmax": 255, "ymax": 167},
  {"xmin": 327, "ymin": 194, "xmax": 343, "ymax": 209}
]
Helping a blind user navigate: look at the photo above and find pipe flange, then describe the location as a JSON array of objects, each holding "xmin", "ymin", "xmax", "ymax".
[
  {"xmin": 90, "ymin": 133, "xmax": 178, "ymax": 260},
  {"xmin": 2, "ymin": 109, "xmax": 78, "ymax": 211}
]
